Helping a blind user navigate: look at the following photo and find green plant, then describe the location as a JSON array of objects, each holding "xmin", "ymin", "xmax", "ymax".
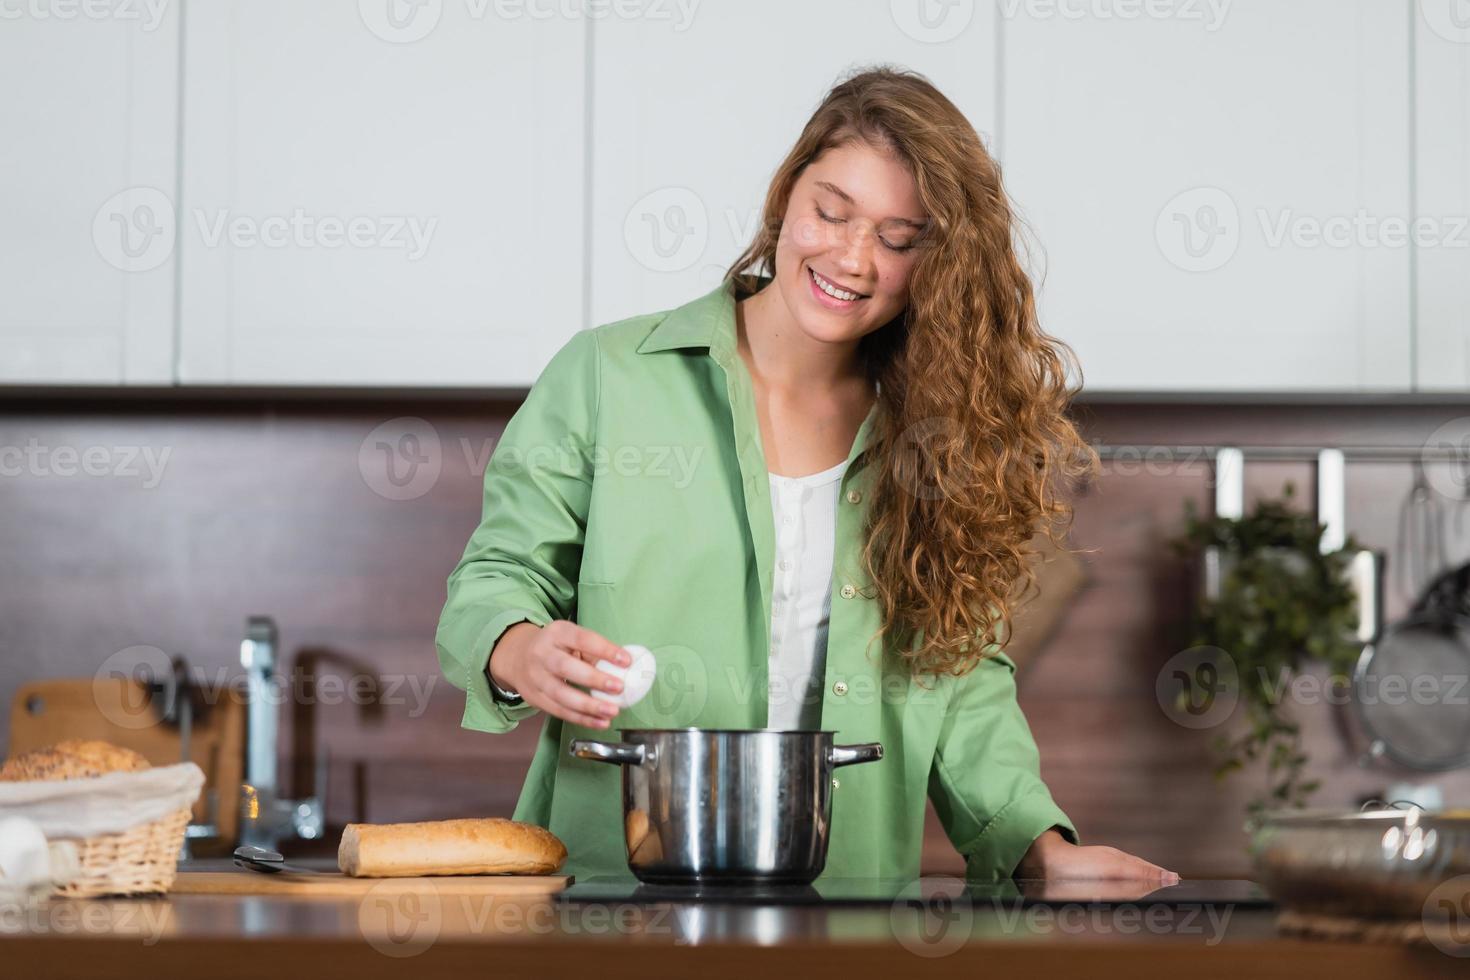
[{"xmin": 1171, "ymin": 481, "xmax": 1364, "ymax": 823}]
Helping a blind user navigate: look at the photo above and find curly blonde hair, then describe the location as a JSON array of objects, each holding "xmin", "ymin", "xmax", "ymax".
[{"xmin": 728, "ymin": 65, "xmax": 1100, "ymax": 676}]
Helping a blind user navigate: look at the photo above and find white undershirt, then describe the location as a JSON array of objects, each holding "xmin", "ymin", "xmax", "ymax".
[{"xmin": 765, "ymin": 457, "xmax": 850, "ymax": 731}]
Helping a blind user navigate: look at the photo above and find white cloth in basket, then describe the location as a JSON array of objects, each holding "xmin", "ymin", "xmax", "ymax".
[{"xmin": 0, "ymin": 762, "xmax": 205, "ymax": 839}]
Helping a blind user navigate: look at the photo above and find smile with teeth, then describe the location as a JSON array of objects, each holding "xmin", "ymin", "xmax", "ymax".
[{"xmin": 809, "ymin": 266, "xmax": 868, "ymax": 302}]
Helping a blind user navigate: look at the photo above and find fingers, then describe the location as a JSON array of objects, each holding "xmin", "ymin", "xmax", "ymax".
[
  {"xmin": 1113, "ymin": 850, "xmax": 1179, "ymax": 883},
  {"xmin": 549, "ymin": 622, "xmax": 630, "ymax": 667},
  {"xmin": 548, "ymin": 649, "xmax": 624, "ymax": 697},
  {"xmin": 1151, "ymin": 865, "xmax": 1181, "ymax": 884},
  {"xmin": 534, "ymin": 674, "xmax": 619, "ymax": 729},
  {"xmin": 517, "ymin": 623, "xmax": 631, "ymax": 729},
  {"xmin": 541, "ymin": 624, "xmax": 631, "ymax": 721},
  {"xmin": 1062, "ymin": 846, "xmax": 1179, "ymax": 882}
]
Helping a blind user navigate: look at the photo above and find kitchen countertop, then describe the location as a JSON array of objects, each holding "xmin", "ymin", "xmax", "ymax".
[{"xmin": 2, "ymin": 874, "xmax": 1463, "ymax": 980}]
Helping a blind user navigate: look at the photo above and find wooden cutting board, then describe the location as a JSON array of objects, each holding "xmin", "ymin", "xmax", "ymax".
[
  {"xmin": 171, "ymin": 871, "xmax": 571, "ymax": 897},
  {"xmin": 8, "ymin": 678, "xmax": 244, "ymax": 849}
]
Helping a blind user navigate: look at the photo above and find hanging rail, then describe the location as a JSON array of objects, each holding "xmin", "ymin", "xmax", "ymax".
[{"xmin": 1087, "ymin": 444, "xmax": 1468, "ymax": 464}]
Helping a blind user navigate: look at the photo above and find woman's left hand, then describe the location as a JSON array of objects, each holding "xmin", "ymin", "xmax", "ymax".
[{"xmin": 1015, "ymin": 829, "xmax": 1179, "ymax": 883}]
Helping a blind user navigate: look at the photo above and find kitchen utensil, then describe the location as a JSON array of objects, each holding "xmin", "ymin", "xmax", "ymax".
[
  {"xmin": 569, "ymin": 728, "xmax": 883, "ymax": 884},
  {"xmin": 1355, "ymin": 561, "xmax": 1470, "ymax": 771},
  {"xmin": 1249, "ymin": 804, "xmax": 1470, "ymax": 919},
  {"xmin": 1318, "ymin": 448, "xmax": 1382, "ymax": 647},
  {"xmin": 232, "ymin": 844, "xmax": 325, "ymax": 875},
  {"xmin": 1453, "ymin": 445, "xmax": 1470, "ymax": 538},
  {"xmin": 1395, "ymin": 460, "xmax": 1447, "ymax": 604}
]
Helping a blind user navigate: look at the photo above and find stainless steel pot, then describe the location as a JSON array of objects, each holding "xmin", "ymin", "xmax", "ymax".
[{"xmin": 569, "ymin": 728, "xmax": 883, "ymax": 884}]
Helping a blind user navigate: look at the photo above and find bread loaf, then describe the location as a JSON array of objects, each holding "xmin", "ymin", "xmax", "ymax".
[
  {"xmin": 338, "ymin": 818, "xmax": 567, "ymax": 877},
  {"xmin": 0, "ymin": 739, "xmax": 150, "ymax": 781}
]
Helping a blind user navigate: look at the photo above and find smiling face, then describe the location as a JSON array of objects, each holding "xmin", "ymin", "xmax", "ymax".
[{"xmin": 771, "ymin": 139, "xmax": 928, "ymax": 345}]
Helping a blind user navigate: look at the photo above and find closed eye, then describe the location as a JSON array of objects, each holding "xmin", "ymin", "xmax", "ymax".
[{"xmin": 815, "ymin": 206, "xmax": 916, "ymax": 253}]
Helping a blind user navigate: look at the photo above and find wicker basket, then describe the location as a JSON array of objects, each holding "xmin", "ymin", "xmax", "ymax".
[
  {"xmin": 0, "ymin": 761, "xmax": 202, "ymax": 898},
  {"xmin": 53, "ymin": 805, "xmax": 192, "ymax": 898}
]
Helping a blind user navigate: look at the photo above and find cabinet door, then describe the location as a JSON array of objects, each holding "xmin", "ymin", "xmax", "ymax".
[
  {"xmin": 1415, "ymin": 0, "xmax": 1470, "ymax": 391},
  {"xmin": 589, "ymin": 0, "xmax": 1001, "ymax": 326},
  {"xmin": 0, "ymin": 10, "xmax": 178, "ymax": 384},
  {"xmin": 1001, "ymin": 0, "xmax": 1412, "ymax": 393},
  {"xmin": 179, "ymin": 3, "xmax": 585, "ymax": 387}
]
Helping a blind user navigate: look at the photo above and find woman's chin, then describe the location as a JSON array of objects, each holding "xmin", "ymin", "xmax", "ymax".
[{"xmin": 792, "ymin": 319, "xmax": 864, "ymax": 346}]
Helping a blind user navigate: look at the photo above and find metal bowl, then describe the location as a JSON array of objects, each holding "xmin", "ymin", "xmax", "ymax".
[{"xmin": 1249, "ymin": 807, "xmax": 1470, "ymax": 918}]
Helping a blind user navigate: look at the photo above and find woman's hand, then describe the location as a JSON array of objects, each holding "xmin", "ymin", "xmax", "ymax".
[
  {"xmin": 1015, "ymin": 829, "xmax": 1179, "ymax": 883},
  {"xmin": 487, "ymin": 620, "xmax": 631, "ymax": 729}
]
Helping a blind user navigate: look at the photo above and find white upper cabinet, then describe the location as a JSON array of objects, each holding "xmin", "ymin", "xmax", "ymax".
[
  {"xmin": 178, "ymin": 2, "xmax": 586, "ymax": 387},
  {"xmin": 587, "ymin": 0, "xmax": 1001, "ymax": 327},
  {"xmin": 0, "ymin": 8, "xmax": 178, "ymax": 384},
  {"xmin": 1000, "ymin": 0, "xmax": 1414, "ymax": 393},
  {"xmin": 1414, "ymin": 0, "xmax": 1470, "ymax": 391},
  {"xmin": 2, "ymin": 1, "xmax": 1451, "ymax": 394}
]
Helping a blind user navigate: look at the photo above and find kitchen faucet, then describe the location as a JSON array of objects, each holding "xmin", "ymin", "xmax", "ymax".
[{"xmin": 238, "ymin": 616, "xmax": 324, "ymax": 850}]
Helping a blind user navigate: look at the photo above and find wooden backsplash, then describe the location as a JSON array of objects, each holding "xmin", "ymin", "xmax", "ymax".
[{"xmin": 2, "ymin": 393, "xmax": 1468, "ymax": 876}]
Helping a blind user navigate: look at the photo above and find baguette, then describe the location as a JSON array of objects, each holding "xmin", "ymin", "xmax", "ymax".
[{"xmin": 338, "ymin": 817, "xmax": 567, "ymax": 877}]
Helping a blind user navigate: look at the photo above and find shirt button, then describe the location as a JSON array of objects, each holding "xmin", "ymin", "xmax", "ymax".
[
  {"xmin": 833, "ymin": 680, "xmax": 848, "ymax": 696},
  {"xmin": 831, "ymin": 777, "xmax": 840, "ymax": 790},
  {"xmin": 782, "ymin": 515, "xmax": 793, "ymax": 525},
  {"xmin": 779, "ymin": 559, "xmax": 793, "ymax": 571},
  {"xmin": 846, "ymin": 489, "xmax": 861, "ymax": 504},
  {"xmin": 840, "ymin": 584, "xmax": 856, "ymax": 599}
]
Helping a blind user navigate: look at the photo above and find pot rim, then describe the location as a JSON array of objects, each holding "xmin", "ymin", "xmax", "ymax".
[{"xmin": 613, "ymin": 727, "xmax": 840, "ymax": 735}]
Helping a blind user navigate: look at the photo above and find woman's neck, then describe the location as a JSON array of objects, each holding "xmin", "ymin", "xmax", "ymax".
[{"xmin": 735, "ymin": 277, "xmax": 868, "ymax": 394}]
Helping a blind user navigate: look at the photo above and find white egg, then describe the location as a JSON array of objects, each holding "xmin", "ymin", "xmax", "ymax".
[
  {"xmin": 0, "ymin": 815, "xmax": 52, "ymax": 886},
  {"xmin": 592, "ymin": 644, "xmax": 657, "ymax": 708}
]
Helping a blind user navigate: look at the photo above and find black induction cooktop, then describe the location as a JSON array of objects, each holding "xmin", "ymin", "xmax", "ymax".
[{"xmin": 556, "ymin": 875, "xmax": 1271, "ymax": 908}]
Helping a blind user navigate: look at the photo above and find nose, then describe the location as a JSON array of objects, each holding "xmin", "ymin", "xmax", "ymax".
[{"xmin": 833, "ymin": 220, "xmax": 877, "ymax": 279}]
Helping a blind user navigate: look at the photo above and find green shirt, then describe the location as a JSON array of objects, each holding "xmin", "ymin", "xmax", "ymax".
[{"xmin": 434, "ymin": 275, "xmax": 1078, "ymax": 882}]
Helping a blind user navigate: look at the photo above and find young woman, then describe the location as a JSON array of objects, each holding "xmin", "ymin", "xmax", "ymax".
[{"xmin": 437, "ymin": 66, "xmax": 1175, "ymax": 883}]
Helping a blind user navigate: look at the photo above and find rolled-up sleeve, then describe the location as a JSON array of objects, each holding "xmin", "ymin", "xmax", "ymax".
[
  {"xmin": 434, "ymin": 327, "xmax": 600, "ymax": 734},
  {"xmin": 927, "ymin": 649, "xmax": 1079, "ymax": 881}
]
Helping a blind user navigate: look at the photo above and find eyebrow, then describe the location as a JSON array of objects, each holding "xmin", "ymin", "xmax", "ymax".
[{"xmin": 814, "ymin": 180, "xmax": 928, "ymax": 230}]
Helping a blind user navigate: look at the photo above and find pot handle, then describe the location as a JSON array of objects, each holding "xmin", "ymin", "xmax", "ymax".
[
  {"xmin": 569, "ymin": 739, "xmax": 647, "ymax": 766},
  {"xmin": 830, "ymin": 742, "xmax": 884, "ymax": 768}
]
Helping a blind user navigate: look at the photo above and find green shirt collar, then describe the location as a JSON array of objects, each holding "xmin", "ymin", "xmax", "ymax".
[
  {"xmin": 636, "ymin": 275, "xmax": 881, "ymax": 466},
  {"xmin": 634, "ymin": 275, "xmax": 747, "ymax": 356}
]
